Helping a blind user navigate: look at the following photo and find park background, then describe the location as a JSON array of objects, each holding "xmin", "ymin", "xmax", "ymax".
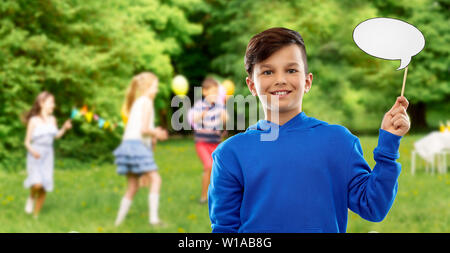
[{"xmin": 0, "ymin": 0, "xmax": 448, "ymax": 232}]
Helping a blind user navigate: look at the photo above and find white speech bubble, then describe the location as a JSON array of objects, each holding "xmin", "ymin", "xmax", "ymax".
[{"xmin": 353, "ymin": 17, "xmax": 425, "ymax": 70}]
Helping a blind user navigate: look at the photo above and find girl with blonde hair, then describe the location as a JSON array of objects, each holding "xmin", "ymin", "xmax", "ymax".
[{"xmin": 113, "ymin": 72, "xmax": 168, "ymax": 226}]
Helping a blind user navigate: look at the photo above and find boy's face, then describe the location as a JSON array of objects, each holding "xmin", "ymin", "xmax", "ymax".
[
  {"xmin": 202, "ymin": 86, "xmax": 219, "ymax": 104},
  {"xmin": 246, "ymin": 44, "xmax": 312, "ymax": 114}
]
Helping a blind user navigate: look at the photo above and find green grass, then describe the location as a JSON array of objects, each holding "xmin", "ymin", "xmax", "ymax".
[
  {"xmin": 0, "ymin": 135, "xmax": 448, "ymax": 233},
  {"xmin": 347, "ymin": 134, "xmax": 450, "ymax": 233}
]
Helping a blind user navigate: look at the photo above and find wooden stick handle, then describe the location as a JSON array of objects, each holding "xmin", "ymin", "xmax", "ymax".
[{"xmin": 401, "ymin": 65, "xmax": 408, "ymax": 97}]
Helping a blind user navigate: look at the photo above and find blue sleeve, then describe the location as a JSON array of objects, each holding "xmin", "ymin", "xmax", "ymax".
[
  {"xmin": 347, "ymin": 129, "xmax": 402, "ymax": 222},
  {"xmin": 208, "ymin": 148, "xmax": 243, "ymax": 233}
]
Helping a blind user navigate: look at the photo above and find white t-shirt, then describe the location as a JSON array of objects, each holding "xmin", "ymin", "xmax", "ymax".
[{"xmin": 123, "ymin": 96, "xmax": 155, "ymax": 146}]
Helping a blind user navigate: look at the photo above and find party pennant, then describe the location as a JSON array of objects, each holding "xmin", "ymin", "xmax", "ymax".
[
  {"xmin": 98, "ymin": 118, "xmax": 105, "ymax": 128},
  {"xmin": 71, "ymin": 108, "xmax": 79, "ymax": 119},
  {"xmin": 85, "ymin": 111, "xmax": 93, "ymax": 123},
  {"xmin": 80, "ymin": 105, "xmax": 88, "ymax": 115}
]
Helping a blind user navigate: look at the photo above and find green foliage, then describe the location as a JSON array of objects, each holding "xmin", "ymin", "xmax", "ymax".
[
  {"xmin": 0, "ymin": 0, "xmax": 202, "ymax": 170},
  {"xmin": 1, "ymin": 0, "xmax": 448, "ymax": 171},
  {"xmin": 178, "ymin": 0, "xmax": 449, "ymax": 132}
]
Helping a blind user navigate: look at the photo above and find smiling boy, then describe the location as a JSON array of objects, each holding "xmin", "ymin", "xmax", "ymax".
[{"xmin": 208, "ymin": 27, "xmax": 410, "ymax": 233}]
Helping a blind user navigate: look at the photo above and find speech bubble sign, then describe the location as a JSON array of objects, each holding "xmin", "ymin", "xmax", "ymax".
[{"xmin": 353, "ymin": 17, "xmax": 425, "ymax": 70}]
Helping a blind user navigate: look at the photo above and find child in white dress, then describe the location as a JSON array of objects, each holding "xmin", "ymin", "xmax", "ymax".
[
  {"xmin": 113, "ymin": 72, "xmax": 168, "ymax": 226},
  {"xmin": 23, "ymin": 91, "xmax": 72, "ymax": 218}
]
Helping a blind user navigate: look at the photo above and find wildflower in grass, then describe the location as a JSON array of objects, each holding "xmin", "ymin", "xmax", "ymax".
[
  {"xmin": 187, "ymin": 214, "xmax": 197, "ymax": 220},
  {"xmin": 177, "ymin": 227, "xmax": 186, "ymax": 233},
  {"xmin": 81, "ymin": 201, "xmax": 87, "ymax": 207},
  {"xmin": 97, "ymin": 227, "xmax": 104, "ymax": 232}
]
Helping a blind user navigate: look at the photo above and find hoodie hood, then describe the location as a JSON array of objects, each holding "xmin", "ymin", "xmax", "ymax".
[{"xmin": 246, "ymin": 111, "xmax": 326, "ymax": 132}]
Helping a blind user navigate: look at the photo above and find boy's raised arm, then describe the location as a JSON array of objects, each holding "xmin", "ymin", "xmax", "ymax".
[
  {"xmin": 347, "ymin": 96, "xmax": 409, "ymax": 222},
  {"xmin": 347, "ymin": 129, "xmax": 402, "ymax": 222},
  {"xmin": 208, "ymin": 149, "xmax": 243, "ymax": 233}
]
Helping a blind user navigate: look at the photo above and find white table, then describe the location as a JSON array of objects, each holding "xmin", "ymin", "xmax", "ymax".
[{"xmin": 411, "ymin": 131, "xmax": 450, "ymax": 175}]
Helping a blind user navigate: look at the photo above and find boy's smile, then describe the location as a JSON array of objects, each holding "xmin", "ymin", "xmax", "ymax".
[
  {"xmin": 246, "ymin": 44, "xmax": 313, "ymax": 125},
  {"xmin": 269, "ymin": 89, "xmax": 292, "ymax": 98}
]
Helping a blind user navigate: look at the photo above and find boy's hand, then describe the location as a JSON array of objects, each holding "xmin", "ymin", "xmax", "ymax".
[{"xmin": 381, "ymin": 96, "xmax": 410, "ymax": 136}]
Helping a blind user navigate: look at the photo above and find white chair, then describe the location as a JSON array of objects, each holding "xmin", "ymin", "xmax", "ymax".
[
  {"xmin": 437, "ymin": 149, "xmax": 449, "ymax": 174},
  {"xmin": 412, "ymin": 131, "xmax": 450, "ymax": 175},
  {"xmin": 411, "ymin": 149, "xmax": 448, "ymax": 175}
]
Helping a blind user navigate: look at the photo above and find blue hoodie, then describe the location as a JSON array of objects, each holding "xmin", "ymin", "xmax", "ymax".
[{"xmin": 208, "ymin": 112, "xmax": 402, "ymax": 233}]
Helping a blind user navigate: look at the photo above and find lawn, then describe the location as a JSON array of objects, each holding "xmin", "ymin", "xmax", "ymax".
[{"xmin": 0, "ymin": 134, "xmax": 448, "ymax": 233}]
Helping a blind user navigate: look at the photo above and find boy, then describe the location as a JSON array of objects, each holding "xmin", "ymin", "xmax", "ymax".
[
  {"xmin": 208, "ymin": 27, "xmax": 410, "ymax": 232},
  {"xmin": 191, "ymin": 78, "xmax": 228, "ymax": 204}
]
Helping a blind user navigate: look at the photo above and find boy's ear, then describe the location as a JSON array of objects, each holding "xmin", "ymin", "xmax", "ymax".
[
  {"xmin": 246, "ymin": 76, "xmax": 257, "ymax": 96},
  {"xmin": 304, "ymin": 73, "xmax": 313, "ymax": 94}
]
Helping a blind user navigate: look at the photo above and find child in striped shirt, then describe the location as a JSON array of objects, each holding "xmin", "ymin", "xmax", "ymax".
[{"xmin": 191, "ymin": 78, "xmax": 228, "ymax": 204}]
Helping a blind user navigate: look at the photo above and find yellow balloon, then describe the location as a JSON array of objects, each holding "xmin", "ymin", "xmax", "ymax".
[
  {"xmin": 222, "ymin": 79, "xmax": 235, "ymax": 95},
  {"xmin": 172, "ymin": 75, "xmax": 189, "ymax": 97}
]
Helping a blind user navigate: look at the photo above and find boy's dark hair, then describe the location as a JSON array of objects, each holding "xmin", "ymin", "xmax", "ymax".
[
  {"xmin": 201, "ymin": 77, "xmax": 219, "ymax": 90},
  {"xmin": 245, "ymin": 27, "xmax": 308, "ymax": 78}
]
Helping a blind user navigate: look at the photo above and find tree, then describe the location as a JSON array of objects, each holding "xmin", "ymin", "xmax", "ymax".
[
  {"xmin": 367, "ymin": 0, "xmax": 450, "ymax": 130},
  {"xmin": 178, "ymin": 0, "xmax": 382, "ymax": 131},
  {"xmin": 176, "ymin": 0, "xmax": 449, "ymax": 132},
  {"xmin": 0, "ymin": 0, "xmax": 202, "ymax": 170}
]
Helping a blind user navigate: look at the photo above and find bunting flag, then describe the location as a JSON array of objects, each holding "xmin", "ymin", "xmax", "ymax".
[
  {"xmin": 80, "ymin": 105, "xmax": 88, "ymax": 115},
  {"xmin": 98, "ymin": 118, "xmax": 105, "ymax": 128},
  {"xmin": 71, "ymin": 108, "xmax": 79, "ymax": 119},
  {"xmin": 85, "ymin": 111, "xmax": 93, "ymax": 123},
  {"xmin": 70, "ymin": 106, "xmax": 123, "ymax": 132}
]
